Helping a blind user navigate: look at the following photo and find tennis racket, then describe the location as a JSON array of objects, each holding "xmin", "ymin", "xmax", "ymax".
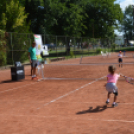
[{"xmin": 120, "ymin": 73, "xmax": 134, "ymax": 85}]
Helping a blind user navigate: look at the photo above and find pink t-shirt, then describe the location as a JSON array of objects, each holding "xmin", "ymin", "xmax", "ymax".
[{"xmin": 107, "ymin": 74, "xmax": 120, "ymax": 83}]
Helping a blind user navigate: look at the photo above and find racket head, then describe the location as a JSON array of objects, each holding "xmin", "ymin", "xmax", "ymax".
[
  {"xmin": 125, "ymin": 77, "xmax": 134, "ymax": 83},
  {"xmin": 125, "ymin": 77, "xmax": 134, "ymax": 84},
  {"xmin": 120, "ymin": 73, "xmax": 134, "ymax": 85}
]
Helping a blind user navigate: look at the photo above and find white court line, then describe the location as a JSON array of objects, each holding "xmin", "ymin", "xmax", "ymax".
[
  {"xmin": 37, "ymin": 76, "xmax": 106, "ymax": 109},
  {"xmin": 50, "ymin": 101, "xmax": 134, "ymax": 105},
  {"xmin": 0, "ymin": 82, "xmax": 37, "ymax": 94},
  {"xmin": 0, "ymin": 114, "xmax": 133, "ymax": 123}
]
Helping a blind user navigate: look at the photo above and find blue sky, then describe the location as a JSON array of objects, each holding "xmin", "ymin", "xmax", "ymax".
[
  {"xmin": 114, "ymin": 0, "xmax": 134, "ymax": 35},
  {"xmin": 115, "ymin": 0, "xmax": 134, "ymax": 11}
]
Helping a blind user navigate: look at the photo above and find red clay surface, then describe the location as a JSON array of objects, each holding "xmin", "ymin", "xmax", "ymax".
[{"xmin": 0, "ymin": 53, "xmax": 134, "ymax": 134}]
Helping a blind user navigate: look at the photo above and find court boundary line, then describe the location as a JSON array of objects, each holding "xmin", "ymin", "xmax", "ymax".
[
  {"xmin": 0, "ymin": 100, "xmax": 134, "ymax": 105},
  {"xmin": 37, "ymin": 76, "xmax": 106, "ymax": 109},
  {"xmin": 0, "ymin": 82, "xmax": 37, "ymax": 94},
  {"xmin": 0, "ymin": 114, "xmax": 133, "ymax": 123}
]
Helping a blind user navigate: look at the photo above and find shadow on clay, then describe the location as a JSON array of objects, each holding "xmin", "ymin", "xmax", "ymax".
[{"xmin": 76, "ymin": 104, "xmax": 114, "ymax": 114}]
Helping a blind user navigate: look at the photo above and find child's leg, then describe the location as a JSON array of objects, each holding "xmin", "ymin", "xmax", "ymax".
[
  {"xmin": 107, "ymin": 92, "xmax": 111, "ymax": 99},
  {"xmin": 114, "ymin": 95, "xmax": 117, "ymax": 103},
  {"xmin": 106, "ymin": 92, "xmax": 111, "ymax": 103},
  {"xmin": 121, "ymin": 61, "xmax": 123, "ymax": 67},
  {"xmin": 112, "ymin": 91, "xmax": 118, "ymax": 107},
  {"xmin": 33, "ymin": 67, "xmax": 36, "ymax": 76}
]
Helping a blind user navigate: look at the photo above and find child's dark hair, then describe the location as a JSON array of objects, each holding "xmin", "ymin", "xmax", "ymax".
[{"xmin": 108, "ymin": 65, "xmax": 116, "ymax": 75}]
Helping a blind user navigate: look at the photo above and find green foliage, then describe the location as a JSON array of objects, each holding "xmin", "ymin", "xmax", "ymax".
[
  {"xmin": 121, "ymin": 5, "xmax": 133, "ymax": 42},
  {"xmin": 6, "ymin": 33, "xmax": 33, "ymax": 64},
  {"xmin": 0, "ymin": 0, "xmax": 30, "ymax": 32},
  {"xmin": 70, "ymin": 51, "xmax": 74, "ymax": 58},
  {"xmin": 3, "ymin": 0, "xmax": 123, "ymax": 39},
  {"xmin": 82, "ymin": 0, "xmax": 123, "ymax": 38},
  {"xmin": 96, "ymin": 48, "xmax": 102, "ymax": 54},
  {"xmin": 0, "ymin": 30, "xmax": 6, "ymax": 66},
  {"xmin": 111, "ymin": 43, "xmax": 117, "ymax": 51},
  {"xmin": 0, "ymin": 51, "xmax": 6, "ymax": 66},
  {"xmin": 90, "ymin": 38, "xmax": 97, "ymax": 45}
]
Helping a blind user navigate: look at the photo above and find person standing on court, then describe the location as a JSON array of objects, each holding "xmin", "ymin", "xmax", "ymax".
[
  {"xmin": 118, "ymin": 51, "xmax": 123, "ymax": 68},
  {"xmin": 28, "ymin": 41, "xmax": 38, "ymax": 80}
]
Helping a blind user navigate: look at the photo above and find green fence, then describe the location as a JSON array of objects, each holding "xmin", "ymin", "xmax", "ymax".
[{"xmin": 0, "ymin": 32, "xmax": 130, "ymax": 69}]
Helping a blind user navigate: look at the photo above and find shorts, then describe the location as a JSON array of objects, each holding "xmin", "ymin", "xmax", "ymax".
[
  {"xmin": 118, "ymin": 58, "xmax": 122, "ymax": 63},
  {"xmin": 106, "ymin": 83, "xmax": 118, "ymax": 96},
  {"xmin": 31, "ymin": 60, "xmax": 37, "ymax": 68}
]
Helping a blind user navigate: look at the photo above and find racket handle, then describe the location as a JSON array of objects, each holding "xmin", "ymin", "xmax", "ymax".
[{"xmin": 119, "ymin": 73, "xmax": 125, "ymax": 77}]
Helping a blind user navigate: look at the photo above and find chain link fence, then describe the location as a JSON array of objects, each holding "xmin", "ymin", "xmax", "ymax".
[{"xmin": 0, "ymin": 32, "xmax": 121, "ymax": 69}]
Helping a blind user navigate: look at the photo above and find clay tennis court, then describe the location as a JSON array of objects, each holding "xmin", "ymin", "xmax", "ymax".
[{"xmin": 0, "ymin": 53, "xmax": 134, "ymax": 134}]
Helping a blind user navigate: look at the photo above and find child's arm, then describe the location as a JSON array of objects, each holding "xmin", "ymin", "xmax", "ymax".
[{"xmin": 104, "ymin": 77, "xmax": 108, "ymax": 86}]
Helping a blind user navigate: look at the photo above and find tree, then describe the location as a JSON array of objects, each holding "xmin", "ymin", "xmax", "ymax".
[
  {"xmin": 0, "ymin": 0, "xmax": 29, "ymax": 32},
  {"xmin": 121, "ymin": 5, "xmax": 133, "ymax": 44},
  {"xmin": 82, "ymin": 0, "xmax": 123, "ymax": 38},
  {"xmin": 0, "ymin": 30, "xmax": 6, "ymax": 66},
  {"xmin": 47, "ymin": 0, "xmax": 87, "ymax": 37}
]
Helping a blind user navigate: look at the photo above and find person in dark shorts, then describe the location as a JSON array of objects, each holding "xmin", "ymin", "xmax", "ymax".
[
  {"xmin": 105, "ymin": 65, "xmax": 120, "ymax": 107},
  {"xmin": 118, "ymin": 51, "xmax": 123, "ymax": 68},
  {"xmin": 28, "ymin": 41, "xmax": 38, "ymax": 80}
]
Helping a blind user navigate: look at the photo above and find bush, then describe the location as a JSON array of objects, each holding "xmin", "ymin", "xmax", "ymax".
[
  {"xmin": 96, "ymin": 48, "xmax": 102, "ymax": 54},
  {"xmin": 111, "ymin": 43, "xmax": 117, "ymax": 51},
  {"xmin": 0, "ymin": 51, "xmax": 6, "ymax": 66},
  {"xmin": 0, "ymin": 30, "xmax": 7, "ymax": 66},
  {"xmin": 70, "ymin": 51, "xmax": 74, "ymax": 58}
]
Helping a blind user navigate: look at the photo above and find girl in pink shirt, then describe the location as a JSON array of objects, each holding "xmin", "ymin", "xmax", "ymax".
[{"xmin": 106, "ymin": 65, "xmax": 120, "ymax": 107}]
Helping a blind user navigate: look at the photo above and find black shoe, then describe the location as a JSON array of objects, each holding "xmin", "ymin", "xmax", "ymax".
[
  {"xmin": 112, "ymin": 103, "xmax": 118, "ymax": 107},
  {"xmin": 106, "ymin": 101, "xmax": 109, "ymax": 104}
]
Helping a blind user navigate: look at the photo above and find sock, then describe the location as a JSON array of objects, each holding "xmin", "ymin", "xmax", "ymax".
[
  {"xmin": 107, "ymin": 99, "xmax": 109, "ymax": 102},
  {"xmin": 32, "ymin": 75, "xmax": 36, "ymax": 78}
]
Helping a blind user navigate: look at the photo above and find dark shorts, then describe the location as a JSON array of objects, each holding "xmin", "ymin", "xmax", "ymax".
[
  {"xmin": 31, "ymin": 60, "xmax": 37, "ymax": 68},
  {"xmin": 118, "ymin": 58, "xmax": 122, "ymax": 63}
]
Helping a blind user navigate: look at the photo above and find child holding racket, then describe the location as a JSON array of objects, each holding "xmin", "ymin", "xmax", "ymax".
[
  {"xmin": 105, "ymin": 65, "xmax": 120, "ymax": 107},
  {"xmin": 118, "ymin": 51, "xmax": 123, "ymax": 68}
]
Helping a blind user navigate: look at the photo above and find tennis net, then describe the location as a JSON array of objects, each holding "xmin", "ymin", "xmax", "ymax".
[{"xmin": 80, "ymin": 52, "xmax": 134, "ymax": 64}]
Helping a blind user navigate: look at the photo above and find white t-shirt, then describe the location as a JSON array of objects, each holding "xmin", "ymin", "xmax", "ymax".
[{"xmin": 118, "ymin": 53, "xmax": 122, "ymax": 58}]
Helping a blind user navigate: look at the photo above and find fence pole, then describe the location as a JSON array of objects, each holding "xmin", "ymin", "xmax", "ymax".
[
  {"xmin": 81, "ymin": 37, "xmax": 83, "ymax": 57},
  {"xmin": 5, "ymin": 33, "xmax": 7, "ymax": 69},
  {"xmin": 88, "ymin": 38, "xmax": 89, "ymax": 56},
  {"xmin": 11, "ymin": 33, "xmax": 14, "ymax": 66},
  {"xmin": 74, "ymin": 37, "xmax": 76, "ymax": 58},
  {"xmin": 65, "ymin": 36, "xmax": 68, "ymax": 59},
  {"xmin": 56, "ymin": 36, "xmax": 58, "ymax": 59}
]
